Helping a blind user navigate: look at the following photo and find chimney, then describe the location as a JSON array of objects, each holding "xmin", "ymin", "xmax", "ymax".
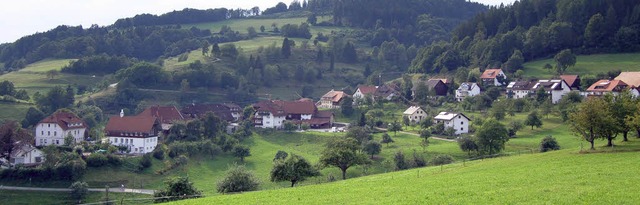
[{"xmin": 120, "ymin": 109, "xmax": 124, "ymax": 118}]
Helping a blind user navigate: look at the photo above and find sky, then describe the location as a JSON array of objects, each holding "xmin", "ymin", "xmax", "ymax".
[{"xmin": 0, "ymin": 0, "xmax": 515, "ymax": 44}]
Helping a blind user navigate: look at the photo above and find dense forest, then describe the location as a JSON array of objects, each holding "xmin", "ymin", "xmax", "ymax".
[{"xmin": 410, "ymin": 0, "xmax": 640, "ymax": 74}]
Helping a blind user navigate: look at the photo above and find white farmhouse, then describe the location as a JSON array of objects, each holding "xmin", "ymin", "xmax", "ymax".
[
  {"xmin": 455, "ymin": 82, "xmax": 481, "ymax": 101},
  {"xmin": 4, "ymin": 144, "xmax": 44, "ymax": 166},
  {"xmin": 253, "ymin": 99, "xmax": 333, "ymax": 129},
  {"xmin": 105, "ymin": 111, "xmax": 161, "ymax": 154},
  {"xmin": 35, "ymin": 111, "xmax": 87, "ymax": 146},
  {"xmin": 434, "ymin": 112, "xmax": 470, "ymax": 135},
  {"xmin": 480, "ymin": 68, "xmax": 507, "ymax": 86},
  {"xmin": 403, "ymin": 106, "xmax": 427, "ymax": 123},
  {"xmin": 352, "ymin": 85, "xmax": 377, "ymax": 103},
  {"xmin": 507, "ymin": 79, "xmax": 573, "ymax": 104}
]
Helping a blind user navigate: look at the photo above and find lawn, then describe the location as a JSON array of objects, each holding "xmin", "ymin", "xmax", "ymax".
[
  {"xmin": 184, "ymin": 16, "xmax": 339, "ymax": 37},
  {"xmin": 0, "ymin": 102, "xmax": 32, "ymax": 122},
  {"xmin": 173, "ymin": 138, "xmax": 640, "ymax": 204},
  {"xmin": 523, "ymin": 52, "xmax": 640, "ymax": 78},
  {"xmin": 0, "ymin": 190, "xmax": 151, "ymax": 205},
  {"xmin": 0, "ymin": 59, "xmax": 106, "ymax": 95}
]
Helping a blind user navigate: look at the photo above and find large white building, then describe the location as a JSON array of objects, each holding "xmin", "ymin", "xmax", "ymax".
[
  {"xmin": 455, "ymin": 82, "xmax": 481, "ymax": 101},
  {"xmin": 35, "ymin": 111, "xmax": 87, "ymax": 146},
  {"xmin": 403, "ymin": 106, "xmax": 428, "ymax": 123},
  {"xmin": 104, "ymin": 111, "xmax": 160, "ymax": 154},
  {"xmin": 506, "ymin": 79, "xmax": 572, "ymax": 104},
  {"xmin": 253, "ymin": 99, "xmax": 333, "ymax": 129},
  {"xmin": 434, "ymin": 112, "xmax": 470, "ymax": 135}
]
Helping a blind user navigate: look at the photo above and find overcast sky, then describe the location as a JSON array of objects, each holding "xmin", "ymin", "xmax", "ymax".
[{"xmin": 0, "ymin": 0, "xmax": 515, "ymax": 43}]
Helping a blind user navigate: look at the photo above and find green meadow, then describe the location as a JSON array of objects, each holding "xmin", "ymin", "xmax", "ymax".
[{"xmin": 523, "ymin": 53, "xmax": 640, "ymax": 78}]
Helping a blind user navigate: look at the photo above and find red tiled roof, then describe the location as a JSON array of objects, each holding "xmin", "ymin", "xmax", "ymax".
[
  {"xmin": 181, "ymin": 103, "xmax": 239, "ymax": 122},
  {"xmin": 587, "ymin": 80, "xmax": 628, "ymax": 92},
  {"xmin": 560, "ymin": 75, "xmax": 579, "ymax": 87},
  {"xmin": 614, "ymin": 72, "xmax": 640, "ymax": 87},
  {"xmin": 139, "ymin": 106, "xmax": 184, "ymax": 124},
  {"xmin": 480, "ymin": 69, "xmax": 503, "ymax": 79},
  {"xmin": 105, "ymin": 116, "xmax": 158, "ymax": 136},
  {"xmin": 275, "ymin": 100, "xmax": 316, "ymax": 114},
  {"xmin": 321, "ymin": 90, "xmax": 348, "ymax": 103},
  {"xmin": 39, "ymin": 110, "xmax": 86, "ymax": 130},
  {"xmin": 357, "ymin": 86, "xmax": 377, "ymax": 95}
]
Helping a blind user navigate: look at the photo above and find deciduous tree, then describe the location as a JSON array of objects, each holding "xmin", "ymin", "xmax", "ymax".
[
  {"xmin": 271, "ymin": 154, "xmax": 319, "ymax": 187},
  {"xmin": 319, "ymin": 138, "xmax": 369, "ymax": 180},
  {"xmin": 524, "ymin": 111, "xmax": 543, "ymax": 130},
  {"xmin": 475, "ymin": 119, "xmax": 508, "ymax": 155},
  {"xmin": 569, "ymin": 97, "xmax": 614, "ymax": 150}
]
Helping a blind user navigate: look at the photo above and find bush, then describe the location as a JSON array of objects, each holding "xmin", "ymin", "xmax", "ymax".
[
  {"xmin": 139, "ymin": 154, "xmax": 152, "ymax": 169},
  {"xmin": 540, "ymin": 135, "xmax": 560, "ymax": 152},
  {"xmin": 85, "ymin": 153, "xmax": 108, "ymax": 167},
  {"xmin": 153, "ymin": 148, "xmax": 165, "ymax": 160},
  {"xmin": 106, "ymin": 154, "xmax": 122, "ymax": 166},
  {"xmin": 410, "ymin": 151, "xmax": 426, "ymax": 168},
  {"xmin": 216, "ymin": 165, "xmax": 260, "ymax": 193},
  {"xmin": 69, "ymin": 181, "xmax": 89, "ymax": 201},
  {"xmin": 430, "ymin": 154, "xmax": 454, "ymax": 166},
  {"xmin": 393, "ymin": 151, "xmax": 408, "ymax": 170},
  {"xmin": 154, "ymin": 177, "xmax": 202, "ymax": 203}
]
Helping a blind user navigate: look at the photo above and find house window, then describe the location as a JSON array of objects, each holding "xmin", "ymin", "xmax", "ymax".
[
  {"xmin": 461, "ymin": 127, "xmax": 464, "ymax": 131},
  {"xmin": 48, "ymin": 124, "xmax": 50, "ymax": 128},
  {"xmin": 48, "ymin": 131, "xmax": 50, "ymax": 136},
  {"xmin": 56, "ymin": 140, "xmax": 59, "ymax": 144},
  {"xmin": 115, "ymin": 138, "xmax": 118, "ymax": 143},
  {"xmin": 54, "ymin": 131, "xmax": 56, "ymax": 136},
  {"xmin": 461, "ymin": 121, "xmax": 464, "ymax": 125},
  {"xmin": 41, "ymin": 131, "xmax": 43, "ymax": 135}
]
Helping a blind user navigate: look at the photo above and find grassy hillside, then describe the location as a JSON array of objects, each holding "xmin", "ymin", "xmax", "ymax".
[
  {"xmin": 0, "ymin": 190, "xmax": 150, "ymax": 205},
  {"xmin": 185, "ymin": 16, "xmax": 339, "ymax": 37},
  {"xmin": 0, "ymin": 59, "xmax": 106, "ymax": 95},
  {"xmin": 523, "ymin": 53, "xmax": 640, "ymax": 78},
  {"xmin": 173, "ymin": 139, "xmax": 640, "ymax": 204}
]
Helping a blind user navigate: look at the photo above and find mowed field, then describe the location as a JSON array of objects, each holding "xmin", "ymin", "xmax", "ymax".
[
  {"xmin": 185, "ymin": 16, "xmax": 339, "ymax": 37},
  {"xmin": 0, "ymin": 190, "xmax": 151, "ymax": 205},
  {"xmin": 0, "ymin": 59, "xmax": 106, "ymax": 95},
  {"xmin": 174, "ymin": 138, "xmax": 640, "ymax": 205},
  {"xmin": 523, "ymin": 53, "xmax": 640, "ymax": 78}
]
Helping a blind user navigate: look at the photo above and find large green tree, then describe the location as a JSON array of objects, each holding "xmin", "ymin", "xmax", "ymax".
[
  {"xmin": 554, "ymin": 49, "xmax": 576, "ymax": 74},
  {"xmin": 319, "ymin": 138, "xmax": 369, "ymax": 180},
  {"xmin": 475, "ymin": 119, "xmax": 509, "ymax": 155},
  {"xmin": 569, "ymin": 97, "xmax": 615, "ymax": 150},
  {"xmin": 270, "ymin": 154, "xmax": 320, "ymax": 187},
  {"xmin": 524, "ymin": 111, "xmax": 543, "ymax": 130}
]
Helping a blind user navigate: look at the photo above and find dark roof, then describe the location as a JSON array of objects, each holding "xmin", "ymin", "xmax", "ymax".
[
  {"xmin": 375, "ymin": 83, "xmax": 400, "ymax": 98},
  {"xmin": 39, "ymin": 111, "xmax": 87, "ymax": 130},
  {"xmin": 276, "ymin": 100, "xmax": 316, "ymax": 115},
  {"xmin": 105, "ymin": 116, "xmax": 158, "ymax": 137},
  {"xmin": 507, "ymin": 81, "xmax": 535, "ymax": 90},
  {"xmin": 139, "ymin": 106, "xmax": 184, "ymax": 124},
  {"xmin": 426, "ymin": 79, "xmax": 445, "ymax": 88}
]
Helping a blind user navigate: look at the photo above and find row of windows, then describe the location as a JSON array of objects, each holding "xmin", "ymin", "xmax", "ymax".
[
  {"xmin": 41, "ymin": 130, "xmax": 81, "ymax": 137},
  {"xmin": 39, "ymin": 139, "xmax": 60, "ymax": 145}
]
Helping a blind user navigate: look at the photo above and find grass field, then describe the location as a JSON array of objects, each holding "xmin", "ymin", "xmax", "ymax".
[
  {"xmin": 0, "ymin": 59, "xmax": 106, "ymax": 95},
  {"xmin": 523, "ymin": 53, "xmax": 640, "ymax": 78},
  {"xmin": 0, "ymin": 189, "xmax": 151, "ymax": 205},
  {"xmin": 0, "ymin": 102, "xmax": 32, "ymax": 122},
  {"xmin": 174, "ymin": 138, "xmax": 640, "ymax": 204},
  {"xmin": 185, "ymin": 16, "xmax": 339, "ymax": 37}
]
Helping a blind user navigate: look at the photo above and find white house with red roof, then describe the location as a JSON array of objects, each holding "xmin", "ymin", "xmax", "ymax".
[
  {"xmin": 104, "ymin": 110, "xmax": 161, "ymax": 154},
  {"xmin": 353, "ymin": 85, "xmax": 378, "ymax": 102},
  {"xmin": 480, "ymin": 68, "xmax": 507, "ymax": 86},
  {"xmin": 253, "ymin": 99, "xmax": 333, "ymax": 129},
  {"xmin": 317, "ymin": 89, "xmax": 348, "ymax": 109},
  {"xmin": 35, "ymin": 110, "xmax": 87, "ymax": 146}
]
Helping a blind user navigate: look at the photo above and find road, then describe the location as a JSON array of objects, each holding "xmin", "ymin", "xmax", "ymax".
[{"xmin": 0, "ymin": 185, "xmax": 155, "ymax": 195}]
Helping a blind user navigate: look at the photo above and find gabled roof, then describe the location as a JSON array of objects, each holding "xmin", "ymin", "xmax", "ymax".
[
  {"xmin": 434, "ymin": 112, "xmax": 470, "ymax": 121},
  {"xmin": 254, "ymin": 99, "xmax": 317, "ymax": 116},
  {"xmin": 139, "ymin": 106, "xmax": 184, "ymax": 124},
  {"xmin": 533, "ymin": 79, "xmax": 566, "ymax": 91},
  {"xmin": 457, "ymin": 82, "xmax": 479, "ymax": 91},
  {"xmin": 38, "ymin": 111, "xmax": 87, "ymax": 130},
  {"xmin": 356, "ymin": 85, "xmax": 377, "ymax": 95},
  {"xmin": 321, "ymin": 90, "xmax": 348, "ymax": 103},
  {"xmin": 181, "ymin": 103, "xmax": 239, "ymax": 121},
  {"xmin": 105, "ymin": 116, "xmax": 158, "ymax": 134},
  {"xmin": 480, "ymin": 69, "xmax": 503, "ymax": 79},
  {"xmin": 426, "ymin": 79, "xmax": 445, "ymax": 88},
  {"xmin": 507, "ymin": 81, "xmax": 535, "ymax": 90},
  {"xmin": 560, "ymin": 75, "xmax": 579, "ymax": 87},
  {"xmin": 587, "ymin": 80, "xmax": 628, "ymax": 92},
  {"xmin": 403, "ymin": 106, "xmax": 423, "ymax": 115},
  {"xmin": 614, "ymin": 72, "xmax": 640, "ymax": 87},
  {"xmin": 375, "ymin": 83, "xmax": 400, "ymax": 98}
]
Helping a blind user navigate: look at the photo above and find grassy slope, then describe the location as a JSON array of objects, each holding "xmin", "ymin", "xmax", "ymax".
[
  {"xmin": 185, "ymin": 16, "xmax": 337, "ymax": 36},
  {"xmin": 523, "ymin": 53, "xmax": 640, "ymax": 78},
  {"xmin": 0, "ymin": 190, "xmax": 150, "ymax": 205},
  {"xmin": 175, "ymin": 139, "xmax": 640, "ymax": 204}
]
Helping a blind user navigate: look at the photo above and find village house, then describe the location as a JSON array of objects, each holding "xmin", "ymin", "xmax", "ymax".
[
  {"xmin": 374, "ymin": 83, "xmax": 401, "ymax": 100},
  {"xmin": 426, "ymin": 79, "xmax": 449, "ymax": 96},
  {"xmin": 253, "ymin": 99, "xmax": 333, "ymax": 129},
  {"xmin": 560, "ymin": 75, "xmax": 581, "ymax": 90},
  {"xmin": 181, "ymin": 103, "xmax": 242, "ymax": 122},
  {"xmin": 585, "ymin": 79, "xmax": 629, "ymax": 97},
  {"xmin": 104, "ymin": 110, "xmax": 161, "ymax": 154},
  {"xmin": 614, "ymin": 72, "xmax": 640, "ymax": 87},
  {"xmin": 138, "ymin": 105, "xmax": 185, "ymax": 132},
  {"xmin": 506, "ymin": 79, "xmax": 572, "ymax": 104},
  {"xmin": 403, "ymin": 106, "xmax": 427, "ymax": 123},
  {"xmin": 352, "ymin": 85, "xmax": 378, "ymax": 103},
  {"xmin": 434, "ymin": 112, "xmax": 470, "ymax": 135},
  {"xmin": 480, "ymin": 68, "xmax": 507, "ymax": 86},
  {"xmin": 2, "ymin": 144, "xmax": 44, "ymax": 167},
  {"xmin": 35, "ymin": 110, "xmax": 87, "ymax": 146},
  {"xmin": 317, "ymin": 89, "xmax": 348, "ymax": 109},
  {"xmin": 455, "ymin": 82, "xmax": 481, "ymax": 101}
]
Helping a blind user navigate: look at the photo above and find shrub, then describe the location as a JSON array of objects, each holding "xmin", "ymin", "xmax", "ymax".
[
  {"xmin": 139, "ymin": 154, "xmax": 152, "ymax": 169},
  {"xmin": 153, "ymin": 148, "xmax": 165, "ymax": 160},
  {"xmin": 85, "ymin": 153, "xmax": 108, "ymax": 167},
  {"xmin": 69, "ymin": 181, "xmax": 89, "ymax": 201},
  {"xmin": 540, "ymin": 135, "xmax": 560, "ymax": 152},
  {"xmin": 216, "ymin": 165, "xmax": 260, "ymax": 193},
  {"xmin": 393, "ymin": 151, "xmax": 408, "ymax": 170},
  {"xmin": 430, "ymin": 154, "xmax": 454, "ymax": 166},
  {"xmin": 106, "ymin": 154, "xmax": 122, "ymax": 166},
  {"xmin": 410, "ymin": 151, "xmax": 427, "ymax": 168},
  {"xmin": 154, "ymin": 177, "xmax": 202, "ymax": 203}
]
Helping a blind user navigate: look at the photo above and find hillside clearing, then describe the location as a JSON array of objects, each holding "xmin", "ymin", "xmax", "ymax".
[
  {"xmin": 173, "ymin": 139, "xmax": 640, "ymax": 204},
  {"xmin": 523, "ymin": 53, "xmax": 640, "ymax": 78}
]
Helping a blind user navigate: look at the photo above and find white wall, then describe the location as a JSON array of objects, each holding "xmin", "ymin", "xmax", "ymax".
[
  {"xmin": 255, "ymin": 112, "xmax": 286, "ymax": 129},
  {"xmin": 35, "ymin": 123, "xmax": 86, "ymax": 146},
  {"xmin": 442, "ymin": 115, "xmax": 469, "ymax": 135},
  {"xmin": 108, "ymin": 136, "xmax": 158, "ymax": 154}
]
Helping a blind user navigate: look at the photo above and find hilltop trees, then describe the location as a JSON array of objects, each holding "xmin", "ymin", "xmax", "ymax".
[{"xmin": 270, "ymin": 154, "xmax": 320, "ymax": 187}]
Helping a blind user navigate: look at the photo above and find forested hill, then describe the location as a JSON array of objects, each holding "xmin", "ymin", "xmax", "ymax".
[
  {"xmin": 410, "ymin": 0, "xmax": 640, "ymax": 74},
  {"xmin": 0, "ymin": 0, "xmax": 487, "ymax": 70}
]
